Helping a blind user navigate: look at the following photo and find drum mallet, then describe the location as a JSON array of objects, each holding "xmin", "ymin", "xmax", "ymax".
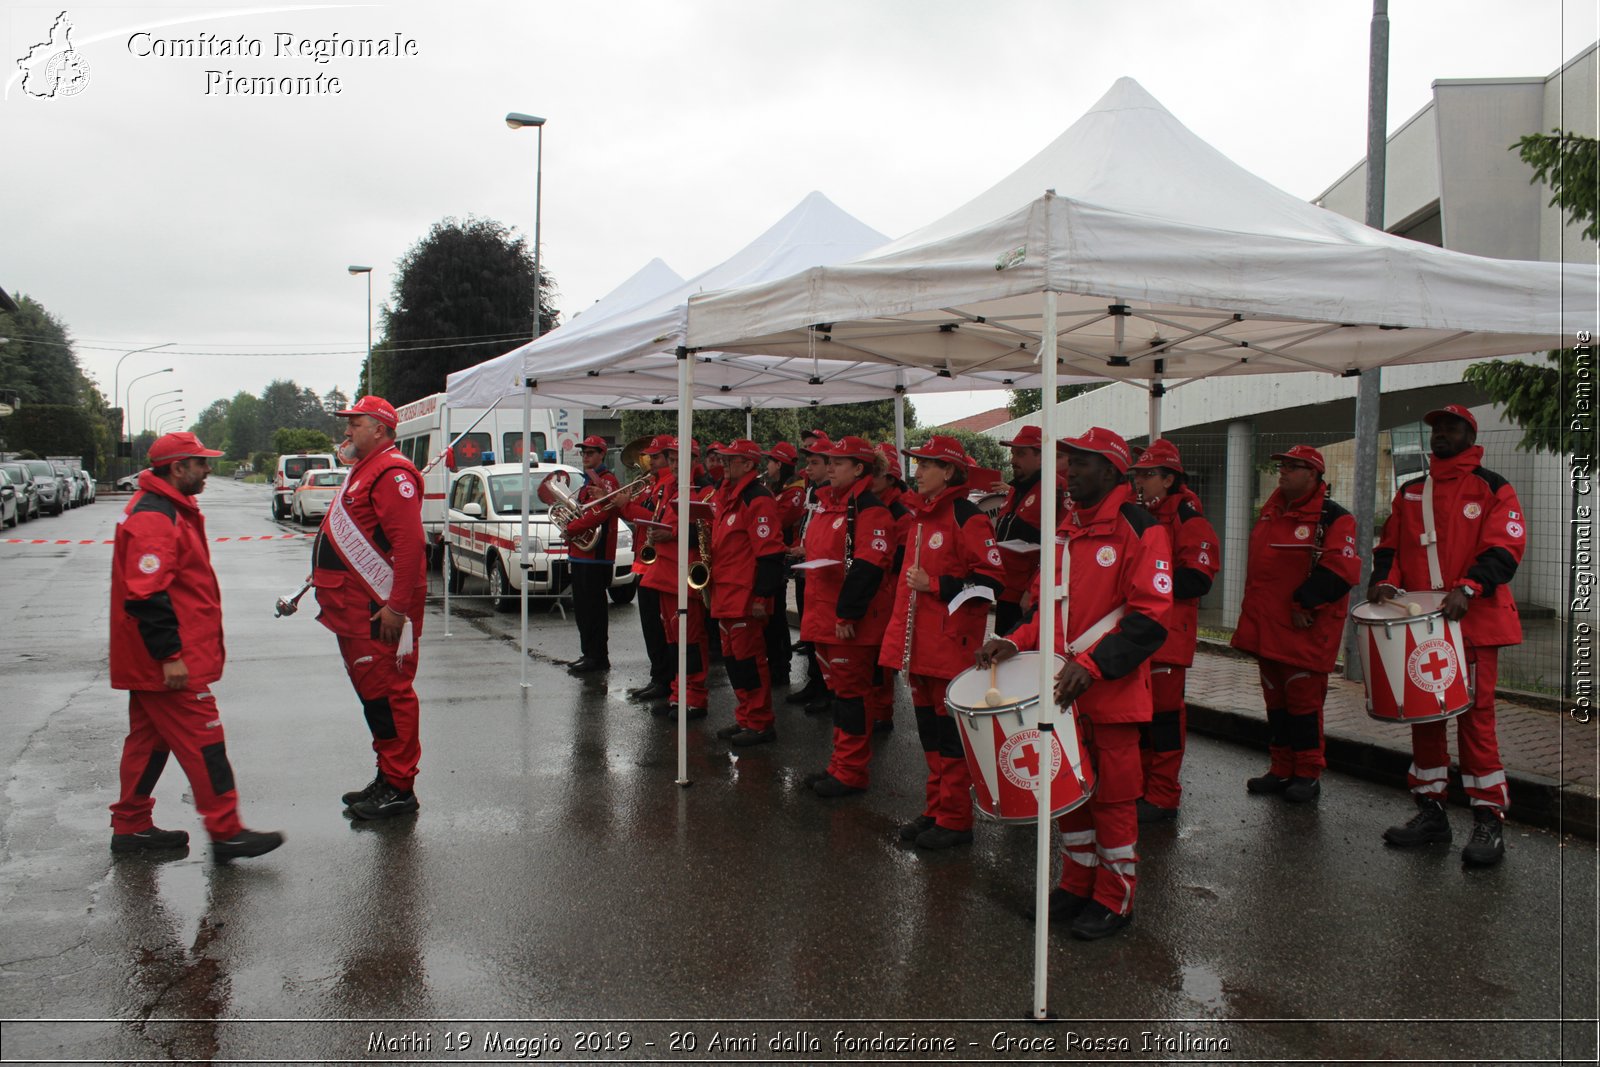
[
  {"xmin": 986, "ymin": 663, "xmax": 1004, "ymax": 706},
  {"xmin": 275, "ymin": 579, "xmax": 312, "ymax": 618}
]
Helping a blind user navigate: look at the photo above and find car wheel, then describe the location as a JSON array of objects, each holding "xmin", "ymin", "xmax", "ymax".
[
  {"xmin": 607, "ymin": 583, "xmax": 637, "ymax": 606},
  {"xmin": 488, "ymin": 553, "xmax": 517, "ymax": 613}
]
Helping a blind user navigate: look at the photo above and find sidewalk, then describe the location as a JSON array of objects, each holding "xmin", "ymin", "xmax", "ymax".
[{"xmin": 1184, "ymin": 645, "xmax": 1599, "ymax": 839}]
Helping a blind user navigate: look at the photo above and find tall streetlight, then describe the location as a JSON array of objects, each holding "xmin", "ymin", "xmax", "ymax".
[
  {"xmin": 348, "ymin": 266, "xmax": 373, "ymax": 396},
  {"xmin": 125, "ymin": 367, "xmax": 173, "ymax": 465},
  {"xmin": 143, "ymin": 389, "xmax": 183, "ymax": 436},
  {"xmin": 143, "ymin": 396, "xmax": 184, "ymax": 463},
  {"xmin": 112, "ymin": 342, "xmax": 173, "ymax": 477},
  {"xmin": 505, "ymin": 112, "xmax": 545, "ymax": 341},
  {"xmin": 156, "ymin": 411, "xmax": 187, "ymax": 435}
]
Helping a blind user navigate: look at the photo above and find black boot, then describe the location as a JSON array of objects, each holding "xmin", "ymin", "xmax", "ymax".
[
  {"xmin": 1383, "ymin": 796, "xmax": 1451, "ymax": 847},
  {"xmin": 1461, "ymin": 807, "xmax": 1506, "ymax": 866}
]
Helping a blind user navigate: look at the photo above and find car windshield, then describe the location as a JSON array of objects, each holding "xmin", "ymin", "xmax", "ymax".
[
  {"xmin": 307, "ymin": 471, "xmax": 348, "ymax": 487},
  {"xmin": 282, "ymin": 457, "xmax": 331, "ymax": 481},
  {"xmin": 24, "ymin": 460, "xmax": 55, "ymax": 479},
  {"xmin": 487, "ymin": 473, "xmax": 555, "ymax": 516}
]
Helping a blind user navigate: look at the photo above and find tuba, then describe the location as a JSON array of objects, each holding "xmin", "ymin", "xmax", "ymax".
[{"xmin": 537, "ymin": 470, "xmax": 599, "ymax": 552}]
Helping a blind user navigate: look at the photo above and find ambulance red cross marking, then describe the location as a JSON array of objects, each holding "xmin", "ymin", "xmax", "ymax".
[{"xmin": 1418, "ymin": 650, "xmax": 1451, "ymax": 682}]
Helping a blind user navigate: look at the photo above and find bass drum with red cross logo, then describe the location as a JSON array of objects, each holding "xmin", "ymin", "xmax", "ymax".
[
  {"xmin": 946, "ymin": 652, "xmax": 1095, "ymax": 823},
  {"xmin": 1350, "ymin": 590, "xmax": 1473, "ymax": 724}
]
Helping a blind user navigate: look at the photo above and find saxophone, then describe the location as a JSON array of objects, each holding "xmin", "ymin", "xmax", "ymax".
[{"xmin": 688, "ymin": 509, "xmax": 712, "ymax": 607}]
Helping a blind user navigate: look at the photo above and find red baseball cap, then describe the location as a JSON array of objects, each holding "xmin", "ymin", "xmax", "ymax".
[
  {"xmin": 905, "ymin": 434, "xmax": 973, "ymax": 468},
  {"xmin": 1270, "ymin": 444, "xmax": 1326, "ymax": 473},
  {"xmin": 716, "ymin": 439, "xmax": 764, "ymax": 460},
  {"xmin": 148, "ymin": 431, "xmax": 223, "ymax": 466},
  {"xmin": 579, "ymin": 435, "xmax": 608, "ymax": 451},
  {"xmin": 800, "ymin": 427, "xmax": 828, "ymax": 442},
  {"xmin": 821, "ymin": 435, "xmax": 877, "ymax": 463},
  {"xmin": 875, "ymin": 441, "xmax": 901, "ymax": 467},
  {"xmin": 334, "ymin": 395, "xmax": 399, "ymax": 430},
  {"xmin": 1130, "ymin": 438, "xmax": 1185, "ymax": 475},
  {"xmin": 1423, "ymin": 404, "xmax": 1478, "ymax": 432},
  {"xmin": 1059, "ymin": 426, "xmax": 1132, "ymax": 473},
  {"xmin": 765, "ymin": 441, "xmax": 799, "ymax": 465},
  {"xmin": 799, "ymin": 432, "xmax": 833, "ymax": 456},
  {"xmin": 1000, "ymin": 424, "xmax": 1044, "ymax": 450},
  {"xmin": 643, "ymin": 435, "xmax": 675, "ymax": 456}
]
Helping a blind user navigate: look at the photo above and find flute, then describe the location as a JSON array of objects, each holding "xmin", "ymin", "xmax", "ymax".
[{"xmin": 901, "ymin": 521, "xmax": 923, "ymax": 673}]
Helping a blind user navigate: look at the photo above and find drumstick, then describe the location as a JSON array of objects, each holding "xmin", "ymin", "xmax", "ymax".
[{"xmin": 985, "ymin": 663, "xmax": 1003, "ymax": 706}]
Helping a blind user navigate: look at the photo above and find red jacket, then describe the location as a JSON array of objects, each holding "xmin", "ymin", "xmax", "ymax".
[
  {"xmin": 799, "ymin": 478, "xmax": 897, "ymax": 646},
  {"xmin": 773, "ymin": 477, "xmax": 808, "ymax": 544},
  {"xmin": 312, "ymin": 444, "xmax": 427, "ymax": 638},
  {"xmin": 1007, "ymin": 484, "xmax": 1172, "ymax": 725},
  {"xmin": 992, "ymin": 470, "xmax": 1046, "ymax": 604},
  {"xmin": 878, "ymin": 487, "xmax": 1007, "ymax": 678},
  {"xmin": 1231, "ymin": 482, "xmax": 1359, "ymax": 673},
  {"xmin": 709, "ymin": 470, "xmax": 787, "ymax": 619},
  {"xmin": 622, "ymin": 473, "xmax": 711, "ymax": 595},
  {"xmin": 563, "ymin": 466, "xmax": 622, "ymax": 563},
  {"xmin": 623, "ymin": 474, "xmax": 666, "ymax": 576},
  {"xmin": 110, "ymin": 471, "xmax": 225, "ymax": 692},
  {"xmin": 1144, "ymin": 487, "xmax": 1220, "ymax": 667},
  {"xmin": 1372, "ymin": 445, "xmax": 1525, "ymax": 648}
]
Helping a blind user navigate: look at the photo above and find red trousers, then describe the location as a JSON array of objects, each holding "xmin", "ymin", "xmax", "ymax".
[
  {"xmin": 1408, "ymin": 647, "xmax": 1507, "ymax": 810},
  {"xmin": 718, "ymin": 613, "xmax": 773, "ymax": 731},
  {"xmin": 658, "ymin": 591, "xmax": 709, "ymax": 707},
  {"xmin": 815, "ymin": 642, "xmax": 879, "ymax": 788},
  {"xmin": 1256, "ymin": 658, "xmax": 1328, "ymax": 779},
  {"xmin": 1139, "ymin": 666, "xmax": 1187, "ymax": 809},
  {"xmin": 909, "ymin": 673, "xmax": 972, "ymax": 831},
  {"xmin": 338, "ymin": 634, "xmax": 422, "ymax": 792},
  {"xmin": 111, "ymin": 687, "xmax": 244, "ymax": 841},
  {"xmin": 1057, "ymin": 720, "xmax": 1142, "ymax": 915}
]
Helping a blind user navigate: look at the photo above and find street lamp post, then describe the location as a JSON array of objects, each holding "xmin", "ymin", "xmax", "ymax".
[
  {"xmin": 505, "ymin": 112, "xmax": 545, "ymax": 342},
  {"xmin": 112, "ymin": 342, "xmax": 173, "ymax": 478},
  {"xmin": 143, "ymin": 389, "xmax": 183, "ymax": 436},
  {"xmin": 156, "ymin": 411, "xmax": 186, "ymax": 435},
  {"xmin": 125, "ymin": 367, "xmax": 173, "ymax": 470},
  {"xmin": 348, "ymin": 266, "xmax": 373, "ymax": 396}
]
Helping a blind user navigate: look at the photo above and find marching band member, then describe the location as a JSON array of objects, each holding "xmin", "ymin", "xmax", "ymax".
[
  {"xmin": 1128, "ymin": 440, "xmax": 1220, "ymax": 823},
  {"xmin": 764, "ymin": 441, "xmax": 806, "ymax": 687},
  {"xmin": 708, "ymin": 441, "xmax": 789, "ymax": 746},
  {"xmin": 632, "ymin": 438, "xmax": 712, "ymax": 718},
  {"xmin": 562, "ymin": 435, "xmax": 621, "ymax": 675},
  {"xmin": 868, "ymin": 442, "xmax": 914, "ymax": 733},
  {"xmin": 801, "ymin": 435, "xmax": 898, "ymax": 796},
  {"xmin": 1369, "ymin": 406, "xmax": 1525, "ymax": 866},
  {"xmin": 977, "ymin": 427, "xmax": 1171, "ymax": 940},
  {"xmin": 624, "ymin": 438, "xmax": 675, "ymax": 702},
  {"xmin": 992, "ymin": 425, "xmax": 1051, "ymax": 636},
  {"xmin": 784, "ymin": 431, "xmax": 835, "ymax": 715},
  {"xmin": 316, "ymin": 396, "xmax": 430, "ymax": 821},
  {"xmin": 879, "ymin": 435, "xmax": 1006, "ymax": 849},
  {"xmin": 1231, "ymin": 445, "xmax": 1359, "ymax": 806},
  {"xmin": 704, "ymin": 443, "xmax": 726, "ymax": 490}
]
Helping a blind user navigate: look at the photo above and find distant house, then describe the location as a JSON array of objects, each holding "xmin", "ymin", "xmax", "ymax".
[{"xmin": 937, "ymin": 406, "xmax": 1013, "ymax": 435}]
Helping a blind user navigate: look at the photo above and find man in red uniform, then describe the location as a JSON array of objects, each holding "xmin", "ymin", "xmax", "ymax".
[
  {"xmin": 562, "ymin": 435, "xmax": 622, "ymax": 674},
  {"xmin": 1231, "ymin": 445, "xmax": 1359, "ymax": 805},
  {"xmin": 764, "ymin": 440, "xmax": 806, "ymax": 685},
  {"xmin": 978, "ymin": 427, "xmax": 1171, "ymax": 940},
  {"xmin": 625, "ymin": 439, "xmax": 675, "ymax": 702},
  {"xmin": 709, "ymin": 440, "xmax": 789, "ymax": 746},
  {"xmin": 880, "ymin": 435, "xmax": 1006, "ymax": 848},
  {"xmin": 801, "ymin": 436, "xmax": 898, "ymax": 796},
  {"xmin": 314, "ymin": 396, "xmax": 428, "ymax": 821},
  {"xmin": 784, "ymin": 431, "xmax": 835, "ymax": 714},
  {"xmin": 1129, "ymin": 440, "xmax": 1220, "ymax": 823},
  {"xmin": 1369, "ymin": 405, "xmax": 1525, "ymax": 866},
  {"xmin": 993, "ymin": 425, "xmax": 1051, "ymax": 636},
  {"xmin": 110, "ymin": 432, "xmax": 283, "ymax": 862}
]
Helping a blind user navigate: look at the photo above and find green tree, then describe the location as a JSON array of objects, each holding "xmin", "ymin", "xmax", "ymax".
[
  {"xmin": 1512, "ymin": 129, "xmax": 1600, "ymax": 240},
  {"xmin": 1007, "ymin": 383, "xmax": 1104, "ymax": 419},
  {"xmin": 371, "ymin": 216, "xmax": 559, "ymax": 407},
  {"xmin": 904, "ymin": 425, "xmax": 1009, "ymax": 474},
  {"xmin": 0, "ymin": 294, "xmax": 87, "ymax": 407},
  {"xmin": 273, "ymin": 427, "xmax": 333, "ymax": 454},
  {"xmin": 223, "ymin": 391, "xmax": 266, "ymax": 460},
  {"xmin": 2, "ymin": 404, "xmax": 102, "ymax": 466},
  {"xmin": 192, "ymin": 397, "xmax": 231, "ymax": 448}
]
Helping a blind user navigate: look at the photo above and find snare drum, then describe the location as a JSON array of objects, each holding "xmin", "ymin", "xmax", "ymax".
[
  {"xmin": 946, "ymin": 651, "xmax": 1095, "ymax": 823},
  {"xmin": 1350, "ymin": 590, "xmax": 1473, "ymax": 724}
]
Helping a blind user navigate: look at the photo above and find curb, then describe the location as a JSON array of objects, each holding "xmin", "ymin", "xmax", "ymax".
[{"xmin": 1185, "ymin": 700, "xmax": 1598, "ymax": 842}]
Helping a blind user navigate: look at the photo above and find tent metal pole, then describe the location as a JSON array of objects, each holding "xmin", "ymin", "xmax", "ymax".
[
  {"xmin": 676, "ymin": 348, "xmax": 693, "ymax": 787},
  {"xmin": 520, "ymin": 380, "xmax": 533, "ymax": 689},
  {"xmin": 1150, "ymin": 359, "xmax": 1165, "ymax": 443},
  {"xmin": 893, "ymin": 379, "xmax": 907, "ymax": 477},
  {"xmin": 1033, "ymin": 290, "xmax": 1059, "ymax": 1021},
  {"xmin": 442, "ymin": 400, "xmax": 452, "ymax": 637},
  {"xmin": 745, "ymin": 405, "xmax": 753, "ymax": 441},
  {"xmin": 1346, "ymin": 0, "xmax": 1390, "ymax": 682}
]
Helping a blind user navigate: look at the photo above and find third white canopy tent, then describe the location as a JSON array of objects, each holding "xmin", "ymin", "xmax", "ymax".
[{"xmin": 446, "ymin": 77, "xmax": 1595, "ymax": 1017}]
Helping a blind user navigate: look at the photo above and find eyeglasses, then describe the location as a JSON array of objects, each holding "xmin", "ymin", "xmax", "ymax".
[{"xmin": 1276, "ymin": 462, "xmax": 1313, "ymax": 472}]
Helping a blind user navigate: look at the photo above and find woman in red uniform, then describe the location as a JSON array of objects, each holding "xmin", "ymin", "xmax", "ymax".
[
  {"xmin": 879, "ymin": 436, "xmax": 1006, "ymax": 848},
  {"xmin": 800, "ymin": 436, "xmax": 898, "ymax": 796},
  {"xmin": 764, "ymin": 441, "xmax": 806, "ymax": 687}
]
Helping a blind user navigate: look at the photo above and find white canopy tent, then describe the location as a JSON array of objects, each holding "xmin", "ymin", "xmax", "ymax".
[{"xmin": 684, "ymin": 77, "xmax": 1597, "ymax": 1018}]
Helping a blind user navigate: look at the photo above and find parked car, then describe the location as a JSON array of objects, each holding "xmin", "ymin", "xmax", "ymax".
[
  {"xmin": 272, "ymin": 453, "xmax": 336, "ymax": 519},
  {"xmin": 0, "ymin": 469, "xmax": 18, "ymax": 529},
  {"xmin": 442, "ymin": 462, "xmax": 637, "ymax": 611},
  {"xmin": 291, "ymin": 468, "xmax": 350, "ymax": 524},
  {"xmin": 20, "ymin": 459, "xmax": 64, "ymax": 515},
  {"xmin": 114, "ymin": 473, "xmax": 140, "ymax": 492},
  {"xmin": 74, "ymin": 469, "xmax": 96, "ymax": 505},
  {"xmin": 0, "ymin": 462, "xmax": 40, "ymax": 521}
]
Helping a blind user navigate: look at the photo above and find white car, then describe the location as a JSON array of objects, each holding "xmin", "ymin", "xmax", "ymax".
[
  {"xmin": 291, "ymin": 468, "xmax": 350, "ymax": 524},
  {"xmin": 443, "ymin": 462, "xmax": 636, "ymax": 611},
  {"xmin": 272, "ymin": 453, "xmax": 337, "ymax": 519}
]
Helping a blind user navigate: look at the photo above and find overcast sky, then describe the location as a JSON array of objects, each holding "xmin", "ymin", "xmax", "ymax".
[{"xmin": 4, "ymin": 0, "xmax": 1594, "ymax": 433}]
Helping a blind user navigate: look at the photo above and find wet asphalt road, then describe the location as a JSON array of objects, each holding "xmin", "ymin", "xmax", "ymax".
[{"xmin": 0, "ymin": 479, "xmax": 1596, "ymax": 1064}]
